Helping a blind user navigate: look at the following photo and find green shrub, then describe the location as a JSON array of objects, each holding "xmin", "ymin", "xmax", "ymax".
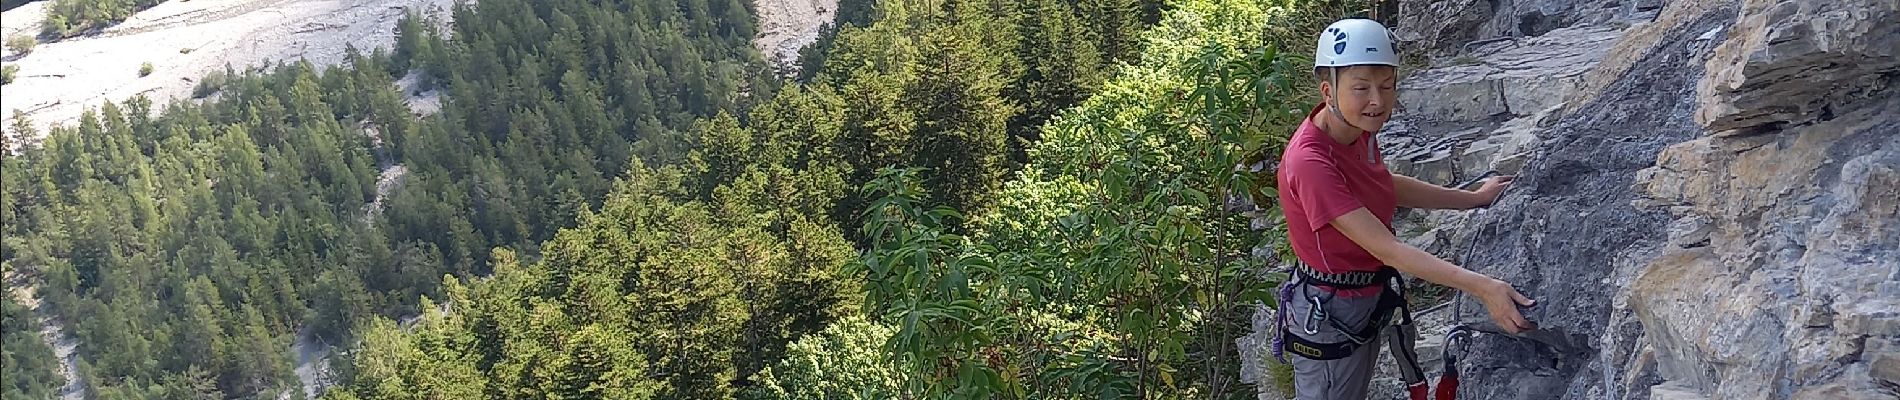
[
  {"xmin": 41, "ymin": 15, "xmax": 68, "ymax": 38},
  {"xmin": 138, "ymin": 61, "xmax": 153, "ymax": 77},
  {"xmin": 192, "ymin": 69, "xmax": 226, "ymax": 98},
  {"xmin": 5, "ymin": 34, "xmax": 34, "ymax": 56},
  {"xmin": 749, "ymin": 316, "xmax": 902, "ymax": 400},
  {"xmin": 1, "ymin": 64, "xmax": 16, "ymax": 85}
]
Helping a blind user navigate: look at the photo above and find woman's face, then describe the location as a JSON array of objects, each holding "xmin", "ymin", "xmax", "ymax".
[{"xmin": 1322, "ymin": 66, "xmax": 1399, "ymax": 132}]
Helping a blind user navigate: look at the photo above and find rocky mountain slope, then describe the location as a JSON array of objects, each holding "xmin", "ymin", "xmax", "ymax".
[
  {"xmin": 1249, "ymin": 0, "xmax": 1899, "ymax": 399},
  {"xmin": 752, "ymin": 0, "xmax": 836, "ymax": 74},
  {"xmin": 0, "ymin": 0, "xmax": 458, "ymax": 145}
]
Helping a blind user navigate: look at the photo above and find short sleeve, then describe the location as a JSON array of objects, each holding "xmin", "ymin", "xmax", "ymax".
[{"xmin": 1283, "ymin": 151, "xmax": 1364, "ymax": 231}]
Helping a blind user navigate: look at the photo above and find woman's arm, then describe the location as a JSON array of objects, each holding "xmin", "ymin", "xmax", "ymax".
[
  {"xmin": 1393, "ymin": 174, "xmax": 1513, "ymax": 209},
  {"xmin": 1329, "ymin": 207, "xmax": 1535, "ymax": 333},
  {"xmin": 1393, "ymin": 174, "xmax": 1479, "ymax": 209}
]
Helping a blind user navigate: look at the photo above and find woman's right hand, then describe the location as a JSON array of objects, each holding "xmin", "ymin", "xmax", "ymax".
[{"xmin": 1478, "ymin": 279, "xmax": 1537, "ymax": 334}]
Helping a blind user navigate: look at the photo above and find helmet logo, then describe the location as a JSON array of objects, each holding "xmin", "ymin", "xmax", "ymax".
[{"xmin": 1329, "ymin": 28, "xmax": 1349, "ymax": 55}]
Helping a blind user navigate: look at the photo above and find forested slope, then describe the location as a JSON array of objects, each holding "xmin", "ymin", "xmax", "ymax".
[{"xmin": 0, "ymin": 0, "xmax": 1358, "ymax": 398}]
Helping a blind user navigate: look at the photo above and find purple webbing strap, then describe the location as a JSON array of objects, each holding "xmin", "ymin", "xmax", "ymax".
[{"xmin": 1270, "ymin": 279, "xmax": 1297, "ymax": 363}]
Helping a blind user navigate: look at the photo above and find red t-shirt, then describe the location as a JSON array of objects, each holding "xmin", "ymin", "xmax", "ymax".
[{"xmin": 1277, "ymin": 105, "xmax": 1397, "ymax": 297}]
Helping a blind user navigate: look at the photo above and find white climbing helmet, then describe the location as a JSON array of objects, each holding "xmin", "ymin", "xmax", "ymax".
[{"xmin": 1314, "ymin": 19, "xmax": 1400, "ymax": 68}]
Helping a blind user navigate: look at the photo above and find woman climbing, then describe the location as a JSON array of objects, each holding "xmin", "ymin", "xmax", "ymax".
[{"xmin": 1272, "ymin": 18, "xmax": 1538, "ymax": 400}]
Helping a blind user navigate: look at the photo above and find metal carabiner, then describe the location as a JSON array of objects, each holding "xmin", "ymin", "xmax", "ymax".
[{"xmin": 1303, "ymin": 294, "xmax": 1326, "ymax": 335}]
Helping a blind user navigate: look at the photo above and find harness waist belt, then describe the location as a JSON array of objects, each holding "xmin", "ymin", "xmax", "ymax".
[{"xmin": 1295, "ymin": 263, "xmax": 1398, "ymax": 289}]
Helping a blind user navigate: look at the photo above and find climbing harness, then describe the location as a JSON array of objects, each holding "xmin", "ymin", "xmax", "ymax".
[
  {"xmin": 1283, "ymin": 266, "xmax": 1409, "ymax": 359},
  {"xmin": 1270, "ymin": 264, "xmax": 1434, "ymax": 399},
  {"xmin": 1269, "ymin": 238, "xmax": 1561, "ymax": 400}
]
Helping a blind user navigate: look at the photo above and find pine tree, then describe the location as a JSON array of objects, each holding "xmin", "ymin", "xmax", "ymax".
[
  {"xmin": 902, "ymin": 22, "xmax": 1019, "ymax": 223},
  {"xmin": 393, "ymin": 11, "xmax": 427, "ymax": 72}
]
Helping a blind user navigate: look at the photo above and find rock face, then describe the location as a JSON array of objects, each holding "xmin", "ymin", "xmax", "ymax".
[
  {"xmin": 1694, "ymin": 0, "xmax": 1900, "ymax": 133},
  {"xmin": 1394, "ymin": 0, "xmax": 1658, "ymax": 60},
  {"xmin": 1248, "ymin": 0, "xmax": 1900, "ymax": 399},
  {"xmin": 1381, "ymin": 24, "xmax": 1622, "ymax": 187},
  {"xmin": 1625, "ymin": 0, "xmax": 1900, "ymax": 398}
]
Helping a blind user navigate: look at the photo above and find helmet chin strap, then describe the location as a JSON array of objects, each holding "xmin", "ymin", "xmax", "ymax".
[
  {"xmin": 1325, "ymin": 67, "xmax": 1366, "ymax": 134},
  {"xmin": 1326, "ymin": 67, "xmax": 1379, "ymax": 163}
]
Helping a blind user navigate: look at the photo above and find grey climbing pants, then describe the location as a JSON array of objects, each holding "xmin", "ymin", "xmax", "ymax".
[{"xmin": 1285, "ymin": 284, "xmax": 1426, "ymax": 400}]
